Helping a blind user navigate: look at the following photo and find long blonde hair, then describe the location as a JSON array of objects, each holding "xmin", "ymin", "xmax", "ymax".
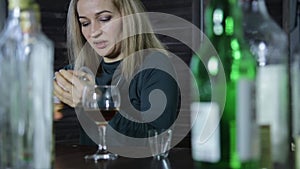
[{"xmin": 67, "ymin": 0, "xmax": 166, "ymax": 80}]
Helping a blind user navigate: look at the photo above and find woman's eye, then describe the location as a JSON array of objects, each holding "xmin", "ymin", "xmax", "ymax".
[
  {"xmin": 99, "ymin": 16, "xmax": 112, "ymax": 22},
  {"xmin": 80, "ymin": 22, "xmax": 90, "ymax": 27}
]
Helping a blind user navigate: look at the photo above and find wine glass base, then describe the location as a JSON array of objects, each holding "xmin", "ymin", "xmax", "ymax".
[{"xmin": 84, "ymin": 152, "xmax": 118, "ymax": 161}]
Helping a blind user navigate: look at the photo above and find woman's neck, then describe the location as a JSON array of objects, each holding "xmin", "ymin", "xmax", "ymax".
[{"xmin": 103, "ymin": 53, "xmax": 124, "ymax": 63}]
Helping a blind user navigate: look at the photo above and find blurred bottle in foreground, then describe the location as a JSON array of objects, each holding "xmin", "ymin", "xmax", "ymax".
[
  {"xmin": 241, "ymin": 0, "xmax": 290, "ymax": 168},
  {"xmin": 190, "ymin": 0, "xmax": 259, "ymax": 168},
  {"xmin": 0, "ymin": 0, "xmax": 54, "ymax": 168}
]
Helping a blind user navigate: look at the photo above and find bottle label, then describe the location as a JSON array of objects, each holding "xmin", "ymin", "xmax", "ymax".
[
  {"xmin": 256, "ymin": 65, "xmax": 288, "ymax": 163},
  {"xmin": 191, "ymin": 102, "xmax": 220, "ymax": 162},
  {"xmin": 237, "ymin": 79, "xmax": 258, "ymax": 161}
]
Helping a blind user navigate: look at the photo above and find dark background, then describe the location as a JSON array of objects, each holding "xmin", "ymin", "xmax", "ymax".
[{"xmin": 1, "ymin": 0, "xmax": 299, "ymax": 146}]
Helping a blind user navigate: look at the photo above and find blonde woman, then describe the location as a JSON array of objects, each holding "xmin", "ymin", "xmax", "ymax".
[{"xmin": 54, "ymin": 0, "xmax": 180, "ymax": 144}]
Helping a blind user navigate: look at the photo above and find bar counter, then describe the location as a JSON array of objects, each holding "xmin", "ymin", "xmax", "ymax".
[{"xmin": 54, "ymin": 144, "xmax": 194, "ymax": 169}]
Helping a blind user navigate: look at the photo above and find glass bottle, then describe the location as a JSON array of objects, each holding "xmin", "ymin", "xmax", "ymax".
[
  {"xmin": 241, "ymin": 0, "xmax": 289, "ymax": 168},
  {"xmin": 190, "ymin": 0, "xmax": 259, "ymax": 168},
  {"xmin": 0, "ymin": 0, "xmax": 54, "ymax": 168}
]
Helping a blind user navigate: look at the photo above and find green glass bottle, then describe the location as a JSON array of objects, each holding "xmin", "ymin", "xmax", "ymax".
[
  {"xmin": 190, "ymin": 0, "xmax": 259, "ymax": 168},
  {"xmin": 0, "ymin": 0, "xmax": 54, "ymax": 168}
]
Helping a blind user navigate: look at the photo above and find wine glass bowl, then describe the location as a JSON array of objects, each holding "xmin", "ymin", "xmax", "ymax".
[{"xmin": 82, "ymin": 85, "xmax": 120, "ymax": 161}]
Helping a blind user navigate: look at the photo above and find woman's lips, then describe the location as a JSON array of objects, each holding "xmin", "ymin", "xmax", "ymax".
[{"xmin": 94, "ymin": 41, "xmax": 108, "ymax": 49}]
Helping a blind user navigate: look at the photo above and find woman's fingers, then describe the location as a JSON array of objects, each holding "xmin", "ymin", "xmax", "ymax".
[
  {"xmin": 73, "ymin": 70, "xmax": 95, "ymax": 84},
  {"xmin": 55, "ymin": 71, "xmax": 73, "ymax": 92},
  {"xmin": 54, "ymin": 89, "xmax": 77, "ymax": 108},
  {"xmin": 53, "ymin": 69, "xmax": 89, "ymax": 108},
  {"xmin": 53, "ymin": 82, "xmax": 73, "ymax": 105},
  {"xmin": 59, "ymin": 70, "xmax": 84, "ymax": 88},
  {"xmin": 60, "ymin": 70, "xmax": 88, "ymax": 100}
]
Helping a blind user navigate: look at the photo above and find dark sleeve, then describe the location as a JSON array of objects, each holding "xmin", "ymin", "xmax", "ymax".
[
  {"xmin": 109, "ymin": 57, "xmax": 180, "ymax": 138},
  {"xmin": 140, "ymin": 69, "xmax": 179, "ymax": 129}
]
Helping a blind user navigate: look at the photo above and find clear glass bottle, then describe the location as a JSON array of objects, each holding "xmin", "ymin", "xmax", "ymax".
[
  {"xmin": 0, "ymin": 0, "xmax": 54, "ymax": 168},
  {"xmin": 241, "ymin": 0, "xmax": 289, "ymax": 168},
  {"xmin": 190, "ymin": 0, "xmax": 259, "ymax": 168}
]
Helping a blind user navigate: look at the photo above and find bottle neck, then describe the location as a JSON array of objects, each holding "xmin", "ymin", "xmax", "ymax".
[
  {"xmin": 20, "ymin": 10, "xmax": 40, "ymax": 34},
  {"xmin": 7, "ymin": 7, "xmax": 40, "ymax": 34}
]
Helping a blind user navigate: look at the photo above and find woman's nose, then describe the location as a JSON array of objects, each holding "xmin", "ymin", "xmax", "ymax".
[{"xmin": 91, "ymin": 22, "xmax": 102, "ymax": 38}]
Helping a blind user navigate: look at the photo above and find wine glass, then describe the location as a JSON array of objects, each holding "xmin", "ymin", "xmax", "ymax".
[{"xmin": 82, "ymin": 85, "xmax": 120, "ymax": 161}]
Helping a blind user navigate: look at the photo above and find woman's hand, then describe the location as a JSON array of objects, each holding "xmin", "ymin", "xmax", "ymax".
[{"xmin": 53, "ymin": 69, "xmax": 86, "ymax": 108}]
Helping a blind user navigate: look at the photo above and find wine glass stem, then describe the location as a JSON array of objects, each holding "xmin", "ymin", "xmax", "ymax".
[{"xmin": 98, "ymin": 125, "xmax": 107, "ymax": 151}]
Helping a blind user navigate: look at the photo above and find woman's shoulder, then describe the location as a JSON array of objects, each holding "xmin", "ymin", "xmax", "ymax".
[
  {"xmin": 142, "ymin": 50, "xmax": 175, "ymax": 74},
  {"xmin": 144, "ymin": 50, "xmax": 170, "ymax": 62},
  {"xmin": 135, "ymin": 50, "xmax": 177, "ymax": 82}
]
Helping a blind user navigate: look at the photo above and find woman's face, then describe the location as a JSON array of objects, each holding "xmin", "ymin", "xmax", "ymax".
[{"xmin": 77, "ymin": 0, "xmax": 123, "ymax": 62}]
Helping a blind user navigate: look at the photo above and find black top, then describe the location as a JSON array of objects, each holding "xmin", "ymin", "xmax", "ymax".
[{"xmin": 66, "ymin": 52, "xmax": 180, "ymax": 145}]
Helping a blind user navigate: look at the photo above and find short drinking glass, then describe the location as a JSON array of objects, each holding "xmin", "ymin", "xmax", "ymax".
[{"xmin": 148, "ymin": 129, "xmax": 172, "ymax": 160}]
